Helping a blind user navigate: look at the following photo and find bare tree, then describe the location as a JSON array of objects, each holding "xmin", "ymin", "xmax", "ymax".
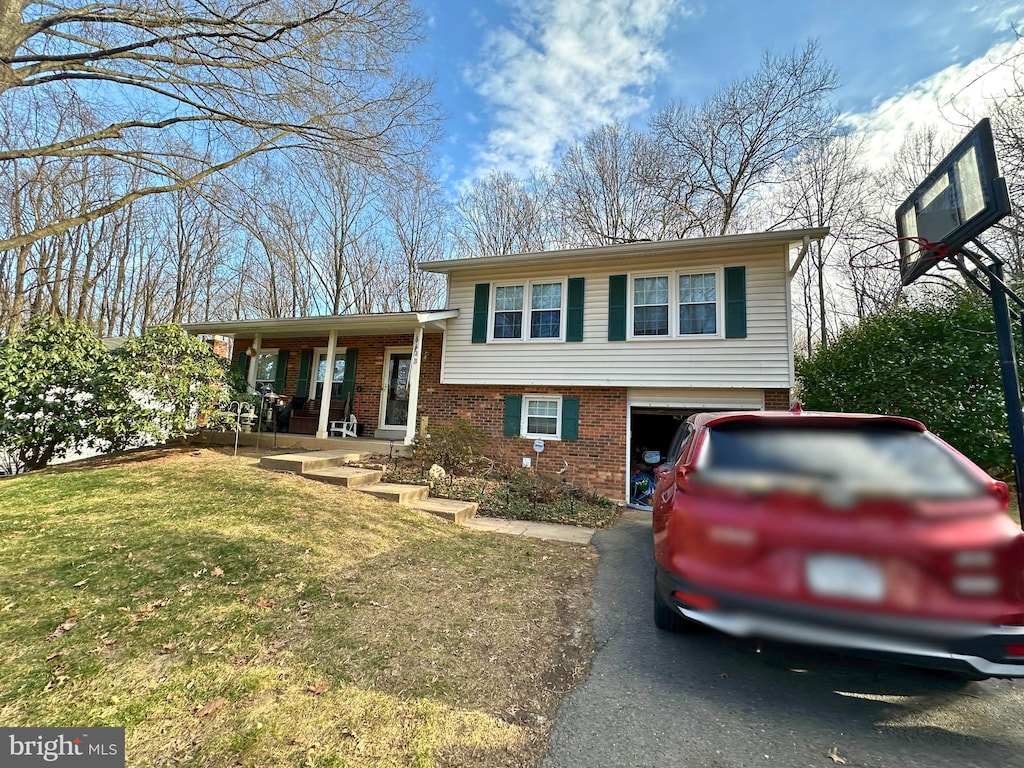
[
  {"xmin": 382, "ymin": 165, "xmax": 449, "ymax": 309},
  {"xmin": 553, "ymin": 122, "xmax": 681, "ymax": 245},
  {"xmin": 762, "ymin": 133, "xmax": 873, "ymax": 346},
  {"xmin": 651, "ymin": 41, "xmax": 838, "ymax": 236},
  {"xmin": 454, "ymin": 170, "xmax": 555, "ymax": 256},
  {"xmin": 299, "ymin": 156, "xmax": 382, "ymax": 315},
  {"xmin": 0, "ymin": 0, "xmax": 438, "ymax": 254}
]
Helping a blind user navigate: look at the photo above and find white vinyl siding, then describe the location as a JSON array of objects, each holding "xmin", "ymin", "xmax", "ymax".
[{"xmin": 439, "ymin": 246, "xmax": 793, "ymax": 389}]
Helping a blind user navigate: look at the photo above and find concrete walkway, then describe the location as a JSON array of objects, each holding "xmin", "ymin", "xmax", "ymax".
[{"xmin": 461, "ymin": 516, "xmax": 596, "ymax": 545}]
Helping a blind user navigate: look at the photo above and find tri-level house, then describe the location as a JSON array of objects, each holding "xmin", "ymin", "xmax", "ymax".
[{"xmin": 184, "ymin": 227, "xmax": 827, "ymax": 500}]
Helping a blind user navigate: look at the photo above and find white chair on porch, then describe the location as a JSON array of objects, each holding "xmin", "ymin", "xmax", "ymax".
[{"xmin": 329, "ymin": 414, "xmax": 358, "ymax": 438}]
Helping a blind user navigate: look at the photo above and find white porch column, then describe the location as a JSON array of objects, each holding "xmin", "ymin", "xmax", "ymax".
[
  {"xmin": 404, "ymin": 326, "xmax": 424, "ymax": 445},
  {"xmin": 316, "ymin": 329, "xmax": 338, "ymax": 439},
  {"xmin": 246, "ymin": 333, "xmax": 262, "ymax": 393}
]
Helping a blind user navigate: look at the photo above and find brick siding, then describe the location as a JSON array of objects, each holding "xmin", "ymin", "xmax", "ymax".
[
  {"xmin": 235, "ymin": 332, "xmax": 786, "ymax": 500},
  {"xmin": 763, "ymin": 388, "xmax": 791, "ymax": 411}
]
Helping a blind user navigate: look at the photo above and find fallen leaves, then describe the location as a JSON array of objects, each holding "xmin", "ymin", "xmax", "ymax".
[
  {"xmin": 827, "ymin": 746, "xmax": 848, "ymax": 764},
  {"xmin": 306, "ymin": 681, "xmax": 330, "ymax": 695},
  {"xmin": 195, "ymin": 697, "xmax": 229, "ymax": 718},
  {"xmin": 50, "ymin": 616, "xmax": 77, "ymax": 639},
  {"xmin": 210, "ymin": 566, "xmax": 224, "ymax": 578}
]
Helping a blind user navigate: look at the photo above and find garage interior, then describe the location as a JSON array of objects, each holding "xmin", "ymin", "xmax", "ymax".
[{"xmin": 629, "ymin": 408, "xmax": 691, "ymax": 468}]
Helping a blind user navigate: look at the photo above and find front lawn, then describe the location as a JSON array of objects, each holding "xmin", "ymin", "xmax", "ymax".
[{"xmin": 0, "ymin": 447, "xmax": 596, "ymax": 767}]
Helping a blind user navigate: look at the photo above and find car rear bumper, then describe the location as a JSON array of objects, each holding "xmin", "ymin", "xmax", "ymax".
[{"xmin": 656, "ymin": 565, "xmax": 1024, "ymax": 678}]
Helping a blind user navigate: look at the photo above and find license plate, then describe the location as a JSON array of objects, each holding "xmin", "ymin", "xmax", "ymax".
[{"xmin": 805, "ymin": 554, "xmax": 884, "ymax": 602}]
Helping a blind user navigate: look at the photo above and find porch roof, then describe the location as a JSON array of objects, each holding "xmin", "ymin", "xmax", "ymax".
[{"xmin": 182, "ymin": 309, "xmax": 458, "ymax": 339}]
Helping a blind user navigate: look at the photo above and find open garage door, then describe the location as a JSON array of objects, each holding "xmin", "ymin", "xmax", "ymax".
[{"xmin": 626, "ymin": 390, "xmax": 766, "ymax": 506}]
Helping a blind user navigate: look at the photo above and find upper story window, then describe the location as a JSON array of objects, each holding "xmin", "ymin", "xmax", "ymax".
[
  {"xmin": 678, "ymin": 273, "xmax": 717, "ymax": 335},
  {"xmin": 630, "ymin": 270, "xmax": 721, "ymax": 338},
  {"xmin": 633, "ymin": 276, "xmax": 669, "ymax": 336},
  {"xmin": 494, "ymin": 285, "xmax": 524, "ymax": 339},
  {"xmin": 492, "ymin": 281, "xmax": 564, "ymax": 340}
]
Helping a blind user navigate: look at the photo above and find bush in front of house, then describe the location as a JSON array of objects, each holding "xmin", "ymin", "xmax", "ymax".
[{"xmin": 0, "ymin": 319, "xmax": 230, "ymax": 474}]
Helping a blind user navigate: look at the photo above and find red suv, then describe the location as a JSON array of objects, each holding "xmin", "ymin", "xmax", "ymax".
[{"xmin": 652, "ymin": 407, "xmax": 1024, "ymax": 678}]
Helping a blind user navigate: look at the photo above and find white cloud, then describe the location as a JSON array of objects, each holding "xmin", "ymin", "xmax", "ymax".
[
  {"xmin": 463, "ymin": 0, "xmax": 690, "ymax": 179},
  {"xmin": 844, "ymin": 37, "xmax": 1024, "ymax": 169}
]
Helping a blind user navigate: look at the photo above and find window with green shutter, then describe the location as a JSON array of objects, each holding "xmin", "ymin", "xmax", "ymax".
[
  {"xmin": 273, "ymin": 350, "xmax": 289, "ymax": 393},
  {"xmin": 295, "ymin": 349, "xmax": 313, "ymax": 397},
  {"xmin": 472, "ymin": 283, "xmax": 490, "ymax": 343},
  {"xmin": 561, "ymin": 397, "xmax": 579, "ymax": 440},
  {"xmin": 503, "ymin": 395, "xmax": 522, "ymax": 436},
  {"xmin": 724, "ymin": 266, "xmax": 747, "ymax": 338},
  {"xmin": 608, "ymin": 274, "xmax": 627, "ymax": 340},
  {"xmin": 566, "ymin": 277, "xmax": 584, "ymax": 342}
]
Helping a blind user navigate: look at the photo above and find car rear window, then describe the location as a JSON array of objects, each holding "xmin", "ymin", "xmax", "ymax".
[{"xmin": 699, "ymin": 422, "xmax": 986, "ymax": 498}]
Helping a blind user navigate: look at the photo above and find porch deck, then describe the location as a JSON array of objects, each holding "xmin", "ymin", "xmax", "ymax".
[{"xmin": 190, "ymin": 429, "xmax": 412, "ymax": 458}]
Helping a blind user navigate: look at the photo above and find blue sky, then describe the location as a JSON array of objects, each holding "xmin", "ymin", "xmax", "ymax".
[{"xmin": 411, "ymin": 0, "xmax": 1024, "ymax": 188}]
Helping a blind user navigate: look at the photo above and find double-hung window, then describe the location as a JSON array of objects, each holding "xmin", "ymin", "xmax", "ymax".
[
  {"xmin": 493, "ymin": 281, "xmax": 564, "ymax": 340},
  {"xmin": 678, "ymin": 273, "xmax": 717, "ymax": 335},
  {"xmin": 254, "ymin": 350, "xmax": 280, "ymax": 394},
  {"xmin": 522, "ymin": 395, "xmax": 561, "ymax": 439},
  {"xmin": 631, "ymin": 271, "xmax": 720, "ymax": 338},
  {"xmin": 493, "ymin": 285, "xmax": 524, "ymax": 339},
  {"xmin": 633, "ymin": 276, "xmax": 670, "ymax": 336}
]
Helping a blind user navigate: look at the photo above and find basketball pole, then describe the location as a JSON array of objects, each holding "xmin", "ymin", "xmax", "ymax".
[{"xmin": 959, "ymin": 245, "xmax": 1024, "ymax": 515}]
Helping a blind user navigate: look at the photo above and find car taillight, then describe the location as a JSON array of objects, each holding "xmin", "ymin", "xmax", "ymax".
[{"xmin": 1005, "ymin": 644, "xmax": 1024, "ymax": 657}]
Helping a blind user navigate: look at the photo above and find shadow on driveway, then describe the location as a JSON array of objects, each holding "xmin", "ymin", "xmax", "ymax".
[{"xmin": 542, "ymin": 511, "xmax": 1024, "ymax": 768}]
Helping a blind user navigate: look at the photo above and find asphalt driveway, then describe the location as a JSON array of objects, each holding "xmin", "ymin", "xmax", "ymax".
[{"xmin": 542, "ymin": 511, "xmax": 1024, "ymax": 768}]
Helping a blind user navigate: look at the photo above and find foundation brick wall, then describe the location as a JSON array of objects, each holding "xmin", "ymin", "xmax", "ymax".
[
  {"xmin": 763, "ymin": 388, "xmax": 791, "ymax": 411},
  {"xmin": 416, "ymin": 337, "xmax": 629, "ymax": 499}
]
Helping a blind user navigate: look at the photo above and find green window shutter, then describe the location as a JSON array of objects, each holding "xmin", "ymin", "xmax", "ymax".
[
  {"xmin": 566, "ymin": 277, "xmax": 585, "ymax": 342},
  {"xmin": 296, "ymin": 349, "xmax": 313, "ymax": 397},
  {"xmin": 273, "ymin": 350, "xmax": 289, "ymax": 393},
  {"xmin": 234, "ymin": 349, "xmax": 249, "ymax": 377},
  {"xmin": 608, "ymin": 274, "xmax": 627, "ymax": 341},
  {"xmin": 724, "ymin": 266, "xmax": 747, "ymax": 339},
  {"xmin": 503, "ymin": 395, "xmax": 522, "ymax": 437},
  {"xmin": 341, "ymin": 348, "xmax": 359, "ymax": 405},
  {"xmin": 561, "ymin": 397, "xmax": 579, "ymax": 440},
  {"xmin": 472, "ymin": 283, "xmax": 490, "ymax": 343}
]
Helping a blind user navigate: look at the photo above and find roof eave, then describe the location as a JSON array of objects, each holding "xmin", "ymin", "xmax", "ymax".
[{"xmin": 420, "ymin": 228, "xmax": 830, "ymax": 274}]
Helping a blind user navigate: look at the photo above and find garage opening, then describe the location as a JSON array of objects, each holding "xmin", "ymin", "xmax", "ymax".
[{"xmin": 628, "ymin": 407, "xmax": 711, "ymax": 509}]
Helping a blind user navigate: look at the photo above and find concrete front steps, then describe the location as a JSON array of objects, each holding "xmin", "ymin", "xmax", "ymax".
[{"xmin": 260, "ymin": 451, "xmax": 478, "ymax": 524}]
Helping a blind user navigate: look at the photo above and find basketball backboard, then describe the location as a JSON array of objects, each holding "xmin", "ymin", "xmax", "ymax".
[{"xmin": 896, "ymin": 118, "xmax": 1011, "ymax": 286}]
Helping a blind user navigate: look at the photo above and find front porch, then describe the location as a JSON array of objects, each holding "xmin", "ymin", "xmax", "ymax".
[
  {"xmin": 191, "ymin": 429, "xmax": 413, "ymax": 458},
  {"xmin": 184, "ymin": 311, "xmax": 456, "ymax": 446}
]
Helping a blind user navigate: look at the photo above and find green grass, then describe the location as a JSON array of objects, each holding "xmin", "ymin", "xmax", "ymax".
[{"xmin": 0, "ymin": 447, "xmax": 597, "ymax": 767}]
